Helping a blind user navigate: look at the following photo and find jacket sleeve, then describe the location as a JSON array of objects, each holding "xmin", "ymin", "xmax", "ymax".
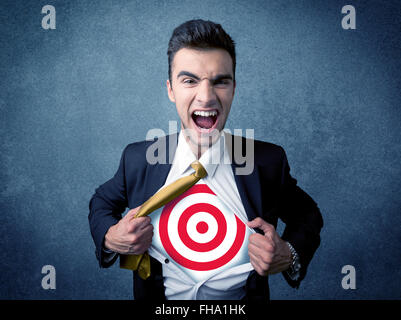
[
  {"xmin": 88, "ymin": 146, "xmax": 129, "ymax": 268},
  {"xmin": 277, "ymin": 147, "xmax": 323, "ymax": 288}
]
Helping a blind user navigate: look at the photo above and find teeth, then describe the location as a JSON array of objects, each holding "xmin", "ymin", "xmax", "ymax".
[{"xmin": 194, "ymin": 110, "xmax": 217, "ymax": 117}]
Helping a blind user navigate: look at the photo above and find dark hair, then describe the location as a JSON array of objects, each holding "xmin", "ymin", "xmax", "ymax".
[{"xmin": 167, "ymin": 19, "xmax": 236, "ymax": 84}]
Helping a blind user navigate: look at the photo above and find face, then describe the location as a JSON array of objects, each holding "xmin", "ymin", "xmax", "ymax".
[{"xmin": 167, "ymin": 47, "xmax": 236, "ymax": 154}]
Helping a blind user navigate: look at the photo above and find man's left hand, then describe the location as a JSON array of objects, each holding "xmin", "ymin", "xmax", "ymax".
[{"xmin": 247, "ymin": 217, "xmax": 292, "ymax": 276}]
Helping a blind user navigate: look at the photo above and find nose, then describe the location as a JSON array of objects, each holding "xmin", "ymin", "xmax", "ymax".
[{"xmin": 196, "ymin": 80, "xmax": 217, "ymax": 106}]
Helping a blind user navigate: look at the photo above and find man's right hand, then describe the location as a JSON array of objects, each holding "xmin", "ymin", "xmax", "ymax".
[{"xmin": 104, "ymin": 206, "xmax": 154, "ymax": 255}]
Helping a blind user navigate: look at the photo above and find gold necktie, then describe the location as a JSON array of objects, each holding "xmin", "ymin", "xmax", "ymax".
[{"xmin": 120, "ymin": 160, "xmax": 207, "ymax": 279}]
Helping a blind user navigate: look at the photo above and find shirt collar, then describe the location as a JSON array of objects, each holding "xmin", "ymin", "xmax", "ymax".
[{"xmin": 174, "ymin": 130, "xmax": 228, "ymax": 178}]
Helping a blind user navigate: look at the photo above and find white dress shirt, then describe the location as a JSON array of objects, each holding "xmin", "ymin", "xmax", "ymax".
[{"xmin": 148, "ymin": 130, "xmax": 255, "ymax": 300}]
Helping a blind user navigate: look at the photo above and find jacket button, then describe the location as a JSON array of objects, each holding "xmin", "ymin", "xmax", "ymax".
[{"xmin": 165, "ymin": 258, "xmax": 169, "ymax": 264}]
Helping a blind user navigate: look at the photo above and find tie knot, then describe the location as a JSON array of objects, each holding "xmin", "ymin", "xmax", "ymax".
[{"xmin": 191, "ymin": 161, "xmax": 207, "ymax": 179}]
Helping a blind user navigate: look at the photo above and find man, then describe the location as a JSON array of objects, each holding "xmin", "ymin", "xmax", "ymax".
[{"xmin": 89, "ymin": 19, "xmax": 323, "ymax": 301}]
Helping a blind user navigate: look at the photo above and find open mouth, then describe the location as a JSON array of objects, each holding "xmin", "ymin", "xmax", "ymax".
[{"xmin": 191, "ymin": 110, "xmax": 218, "ymax": 130}]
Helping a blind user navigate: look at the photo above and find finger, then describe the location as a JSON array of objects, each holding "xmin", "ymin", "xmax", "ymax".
[
  {"xmin": 249, "ymin": 234, "xmax": 275, "ymax": 253},
  {"xmin": 248, "ymin": 242, "xmax": 274, "ymax": 265},
  {"xmin": 125, "ymin": 206, "xmax": 141, "ymax": 219},
  {"xmin": 141, "ymin": 232, "xmax": 154, "ymax": 245},
  {"xmin": 128, "ymin": 216, "xmax": 151, "ymax": 232},
  {"xmin": 249, "ymin": 256, "xmax": 260, "ymax": 274},
  {"xmin": 249, "ymin": 250, "xmax": 270, "ymax": 270},
  {"xmin": 130, "ymin": 224, "xmax": 154, "ymax": 245},
  {"xmin": 132, "ymin": 236, "xmax": 153, "ymax": 252},
  {"xmin": 136, "ymin": 223, "xmax": 154, "ymax": 237},
  {"xmin": 130, "ymin": 244, "xmax": 149, "ymax": 255},
  {"xmin": 136, "ymin": 216, "xmax": 152, "ymax": 227},
  {"xmin": 247, "ymin": 217, "xmax": 276, "ymax": 240},
  {"xmin": 248, "ymin": 251, "xmax": 269, "ymax": 276},
  {"xmin": 247, "ymin": 217, "xmax": 274, "ymax": 236},
  {"xmin": 248, "ymin": 240, "xmax": 274, "ymax": 256},
  {"xmin": 248, "ymin": 251, "xmax": 262, "ymax": 273},
  {"xmin": 132, "ymin": 233, "xmax": 154, "ymax": 254}
]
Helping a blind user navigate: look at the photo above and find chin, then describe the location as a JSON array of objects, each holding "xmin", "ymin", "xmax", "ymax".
[{"xmin": 182, "ymin": 126, "xmax": 220, "ymax": 153}]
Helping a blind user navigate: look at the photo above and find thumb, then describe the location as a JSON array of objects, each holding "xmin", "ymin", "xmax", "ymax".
[
  {"xmin": 125, "ymin": 206, "xmax": 141, "ymax": 219},
  {"xmin": 247, "ymin": 217, "xmax": 273, "ymax": 235}
]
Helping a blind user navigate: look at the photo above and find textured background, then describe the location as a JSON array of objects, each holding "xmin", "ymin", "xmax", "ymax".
[{"xmin": 1, "ymin": 0, "xmax": 400, "ymax": 299}]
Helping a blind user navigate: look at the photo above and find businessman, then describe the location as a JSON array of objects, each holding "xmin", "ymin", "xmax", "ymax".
[{"xmin": 89, "ymin": 19, "xmax": 323, "ymax": 300}]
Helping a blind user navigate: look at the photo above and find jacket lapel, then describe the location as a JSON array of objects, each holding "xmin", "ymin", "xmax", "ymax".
[
  {"xmin": 228, "ymin": 135, "xmax": 262, "ymax": 222},
  {"xmin": 145, "ymin": 133, "xmax": 178, "ymax": 196},
  {"xmin": 232, "ymin": 163, "xmax": 262, "ymax": 222}
]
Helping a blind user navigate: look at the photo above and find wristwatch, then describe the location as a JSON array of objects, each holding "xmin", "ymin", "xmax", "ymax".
[{"xmin": 286, "ymin": 242, "xmax": 301, "ymax": 277}]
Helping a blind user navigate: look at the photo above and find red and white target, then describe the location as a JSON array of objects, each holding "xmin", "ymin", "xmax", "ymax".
[{"xmin": 158, "ymin": 184, "xmax": 247, "ymax": 272}]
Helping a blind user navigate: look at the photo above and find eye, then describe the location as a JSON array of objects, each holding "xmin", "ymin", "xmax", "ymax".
[
  {"xmin": 214, "ymin": 79, "xmax": 231, "ymax": 87},
  {"xmin": 183, "ymin": 78, "xmax": 196, "ymax": 84}
]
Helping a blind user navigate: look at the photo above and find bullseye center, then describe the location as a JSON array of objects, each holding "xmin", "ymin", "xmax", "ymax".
[{"xmin": 196, "ymin": 221, "xmax": 209, "ymax": 234}]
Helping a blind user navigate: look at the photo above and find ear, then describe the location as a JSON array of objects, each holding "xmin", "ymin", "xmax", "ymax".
[{"xmin": 166, "ymin": 79, "xmax": 175, "ymax": 103}]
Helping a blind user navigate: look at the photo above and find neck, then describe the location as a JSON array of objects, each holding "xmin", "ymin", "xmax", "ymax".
[
  {"xmin": 180, "ymin": 124, "xmax": 222, "ymax": 159},
  {"xmin": 185, "ymin": 136, "xmax": 209, "ymax": 159}
]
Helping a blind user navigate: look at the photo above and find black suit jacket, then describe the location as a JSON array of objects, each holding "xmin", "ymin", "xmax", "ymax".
[{"xmin": 88, "ymin": 133, "xmax": 323, "ymax": 301}]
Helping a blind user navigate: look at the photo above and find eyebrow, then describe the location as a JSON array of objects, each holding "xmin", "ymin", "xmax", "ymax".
[{"xmin": 177, "ymin": 71, "xmax": 233, "ymax": 82}]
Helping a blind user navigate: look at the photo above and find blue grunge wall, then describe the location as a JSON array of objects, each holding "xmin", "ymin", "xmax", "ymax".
[{"xmin": 1, "ymin": 0, "xmax": 400, "ymax": 299}]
